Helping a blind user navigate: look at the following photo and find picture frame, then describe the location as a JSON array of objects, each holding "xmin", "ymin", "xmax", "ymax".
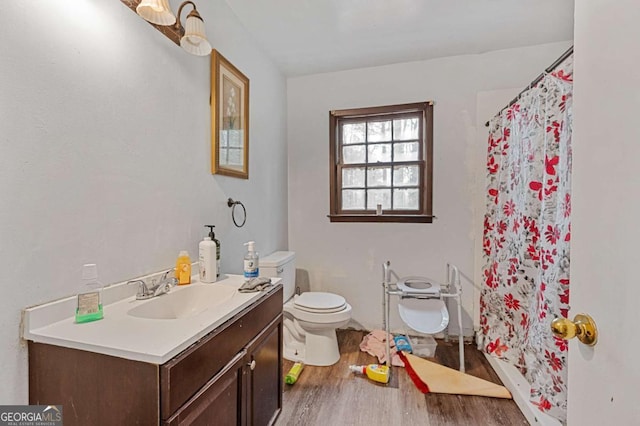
[{"xmin": 211, "ymin": 49, "xmax": 249, "ymax": 179}]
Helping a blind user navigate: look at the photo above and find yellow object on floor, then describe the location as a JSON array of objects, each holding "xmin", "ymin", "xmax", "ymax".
[
  {"xmin": 400, "ymin": 352, "xmax": 512, "ymax": 399},
  {"xmin": 285, "ymin": 362, "xmax": 305, "ymax": 385},
  {"xmin": 349, "ymin": 364, "xmax": 390, "ymax": 384}
]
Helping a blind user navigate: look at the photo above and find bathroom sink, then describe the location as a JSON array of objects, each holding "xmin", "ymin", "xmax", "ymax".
[{"xmin": 127, "ymin": 284, "xmax": 237, "ymax": 320}]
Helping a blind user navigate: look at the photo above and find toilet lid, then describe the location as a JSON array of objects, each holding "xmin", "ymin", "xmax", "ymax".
[
  {"xmin": 294, "ymin": 292, "xmax": 347, "ymax": 314},
  {"xmin": 397, "ymin": 276, "xmax": 442, "ymax": 295},
  {"xmin": 398, "ymin": 298, "xmax": 449, "ymax": 334}
]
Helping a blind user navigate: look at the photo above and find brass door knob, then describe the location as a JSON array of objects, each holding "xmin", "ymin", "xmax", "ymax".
[{"xmin": 551, "ymin": 314, "xmax": 598, "ymax": 346}]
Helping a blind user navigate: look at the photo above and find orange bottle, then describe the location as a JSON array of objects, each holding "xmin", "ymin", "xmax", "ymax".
[{"xmin": 175, "ymin": 250, "xmax": 192, "ymax": 285}]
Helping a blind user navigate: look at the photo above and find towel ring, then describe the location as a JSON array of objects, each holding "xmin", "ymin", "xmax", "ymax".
[{"xmin": 227, "ymin": 198, "xmax": 247, "ymax": 228}]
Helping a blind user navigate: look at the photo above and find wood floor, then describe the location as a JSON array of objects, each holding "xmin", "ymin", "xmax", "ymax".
[{"xmin": 276, "ymin": 329, "xmax": 527, "ymax": 426}]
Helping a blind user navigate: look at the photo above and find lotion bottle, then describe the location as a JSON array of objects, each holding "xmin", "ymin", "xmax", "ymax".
[
  {"xmin": 75, "ymin": 263, "xmax": 104, "ymax": 323},
  {"xmin": 199, "ymin": 234, "xmax": 217, "ymax": 283},
  {"xmin": 243, "ymin": 241, "xmax": 259, "ymax": 278}
]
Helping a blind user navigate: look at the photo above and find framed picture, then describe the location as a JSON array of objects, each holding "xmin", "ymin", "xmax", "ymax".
[{"xmin": 211, "ymin": 49, "xmax": 249, "ymax": 179}]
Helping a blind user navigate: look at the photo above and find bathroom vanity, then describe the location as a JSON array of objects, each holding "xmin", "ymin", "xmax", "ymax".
[{"xmin": 25, "ymin": 276, "xmax": 283, "ymax": 426}]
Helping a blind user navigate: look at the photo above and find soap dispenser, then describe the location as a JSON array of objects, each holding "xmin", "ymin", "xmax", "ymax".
[
  {"xmin": 243, "ymin": 241, "xmax": 259, "ymax": 278},
  {"xmin": 205, "ymin": 225, "xmax": 220, "ymax": 278}
]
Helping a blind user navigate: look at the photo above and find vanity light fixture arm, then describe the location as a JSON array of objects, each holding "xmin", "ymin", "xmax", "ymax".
[{"xmin": 175, "ymin": 1, "xmax": 197, "ymax": 31}]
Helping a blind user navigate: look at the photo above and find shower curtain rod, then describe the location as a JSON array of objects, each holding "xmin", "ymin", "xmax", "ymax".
[{"xmin": 484, "ymin": 45, "xmax": 574, "ymax": 127}]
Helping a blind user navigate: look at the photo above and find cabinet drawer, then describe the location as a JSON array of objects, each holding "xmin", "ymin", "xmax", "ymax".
[
  {"xmin": 164, "ymin": 350, "xmax": 245, "ymax": 426},
  {"xmin": 160, "ymin": 286, "xmax": 282, "ymax": 420}
]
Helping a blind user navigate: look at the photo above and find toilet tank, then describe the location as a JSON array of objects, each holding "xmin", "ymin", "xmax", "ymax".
[{"xmin": 259, "ymin": 251, "xmax": 296, "ymax": 301}]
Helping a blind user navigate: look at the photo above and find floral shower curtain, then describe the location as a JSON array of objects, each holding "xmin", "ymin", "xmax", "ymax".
[{"xmin": 480, "ymin": 54, "xmax": 573, "ymax": 422}]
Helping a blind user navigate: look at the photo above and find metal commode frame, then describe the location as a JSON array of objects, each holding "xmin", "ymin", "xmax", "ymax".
[{"xmin": 382, "ymin": 261, "xmax": 465, "ymax": 374}]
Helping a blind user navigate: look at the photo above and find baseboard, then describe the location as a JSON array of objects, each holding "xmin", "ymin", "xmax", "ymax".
[{"xmin": 484, "ymin": 354, "xmax": 561, "ymax": 426}]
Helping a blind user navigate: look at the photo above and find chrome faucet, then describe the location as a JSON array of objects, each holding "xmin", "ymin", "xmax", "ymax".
[{"xmin": 128, "ymin": 271, "xmax": 177, "ymax": 300}]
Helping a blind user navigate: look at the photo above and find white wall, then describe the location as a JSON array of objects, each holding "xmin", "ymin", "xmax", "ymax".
[
  {"xmin": 287, "ymin": 41, "xmax": 572, "ymax": 335},
  {"xmin": 0, "ymin": 1, "xmax": 287, "ymax": 403}
]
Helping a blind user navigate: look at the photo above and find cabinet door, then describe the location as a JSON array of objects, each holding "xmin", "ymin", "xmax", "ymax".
[
  {"xmin": 245, "ymin": 317, "xmax": 283, "ymax": 426},
  {"xmin": 164, "ymin": 351, "xmax": 245, "ymax": 426},
  {"xmin": 29, "ymin": 342, "xmax": 159, "ymax": 426}
]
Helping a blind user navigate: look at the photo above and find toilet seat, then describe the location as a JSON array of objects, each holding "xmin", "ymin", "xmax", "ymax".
[
  {"xmin": 398, "ymin": 298, "xmax": 449, "ymax": 334},
  {"xmin": 285, "ymin": 293, "xmax": 352, "ymax": 325},
  {"xmin": 293, "ymin": 292, "xmax": 347, "ymax": 314},
  {"xmin": 397, "ymin": 276, "xmax": 442, "ymax": 295}
]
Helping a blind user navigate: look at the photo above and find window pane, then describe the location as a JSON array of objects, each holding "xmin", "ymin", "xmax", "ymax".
[
  {"xmin": 228, "ymin": 130, "xmax": 243, "ymax": 147},
  {"xmin": 367, "ymin": 167, "xmax": 391, "ymax": 187},
  {"xmin": 330, "ymin": 102, "xmax": 432, "ymax": 222},
  {"xmin": 393, "ymin": 118, "xmax": 419, "ymax": 140},
  {"xmin": 342, "ymin": 145, "xmax": 365, "ymax": 164},
  {"xmin": 367, "ymin": 189, "xmax": 391, "ymax": 210},
  {"xmin": 225, "ymin": 148, "xmax": 243, "ymax": 167},
  {"xmin": 342, "ymin": 189, "xmax": 365, "ymax": 210},
  {"xmin": 393, "ymin": 165, "xmax": 419, "ymax": 187},
  {"xmin": 394, "ymin": 142, "xmax": 419, "ymax": 161},
  {"xmin": 342, "ymin": 122, "xmax": 366, "ymax": 144},
  {"xmin": 342, "ymin": 168, "xmax": 365, "ymax": 188},
  {"xmin": 394, "ymin": 188, "xmax": 420, "ymax": 210},
  {"xmin": 368, "ymin": 120, "xmax": 391, "ymax": 142},
  {"xmin": 368, "ymin": 143, "xmax": 391, "ymax": 163}
]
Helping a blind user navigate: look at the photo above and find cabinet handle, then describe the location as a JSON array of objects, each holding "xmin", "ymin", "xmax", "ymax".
[
  {"xmin": 276, "ymin": 267, "xmax": 284, "ymax": 274},
  {"xmin": 248, "ymin": 359, "xmax": 256, "ymax": 370}
]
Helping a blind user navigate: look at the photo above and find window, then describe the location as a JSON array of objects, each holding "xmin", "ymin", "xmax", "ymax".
[{"xmin": 328, "ymin": 102, "xmax": 434, "ymax": 223}]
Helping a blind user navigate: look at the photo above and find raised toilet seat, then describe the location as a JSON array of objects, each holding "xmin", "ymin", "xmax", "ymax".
[{"xmin": 396, "ymin": 276, "xmax": 450, "ymax": 334}]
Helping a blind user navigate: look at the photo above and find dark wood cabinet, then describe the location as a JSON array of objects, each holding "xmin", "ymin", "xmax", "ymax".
[
  {"xmin": 165, "ymin": 350, "xmax": 245, "ymax": 426},
  {"xmin": 245, "ymin": 318, "xmax": 282, "ymax": 426},
  {"xmin": 29, "ymin": 286, "xmax": 283, "ymax": 426}
]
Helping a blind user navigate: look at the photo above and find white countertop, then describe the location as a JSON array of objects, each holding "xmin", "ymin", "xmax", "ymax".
[{"xmin": 22, "ymin": 274, "xmax": 281, "ymax": 364}]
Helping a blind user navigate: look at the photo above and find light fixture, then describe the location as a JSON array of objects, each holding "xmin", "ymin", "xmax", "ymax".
[
  {"xmin": 177, "ymin": 2, "xmax": 212, "ymax": 56},
  {"xmin": 134, "ymin": 0, "xmax": 212, "ymax": 56},
  {"xmin": 136, "ymin": 0, "xmax": 176, "ymax": 26}
]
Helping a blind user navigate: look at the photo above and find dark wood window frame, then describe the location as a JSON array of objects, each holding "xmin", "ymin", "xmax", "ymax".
[{"xmin": 328, "ymin": 102, "xmax": 434, "ymax": 223}]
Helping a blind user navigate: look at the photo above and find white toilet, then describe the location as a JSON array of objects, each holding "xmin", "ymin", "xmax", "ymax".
[{"xmin": 259, "ymin": 251, "xmax": 352, "ymax": 366}]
